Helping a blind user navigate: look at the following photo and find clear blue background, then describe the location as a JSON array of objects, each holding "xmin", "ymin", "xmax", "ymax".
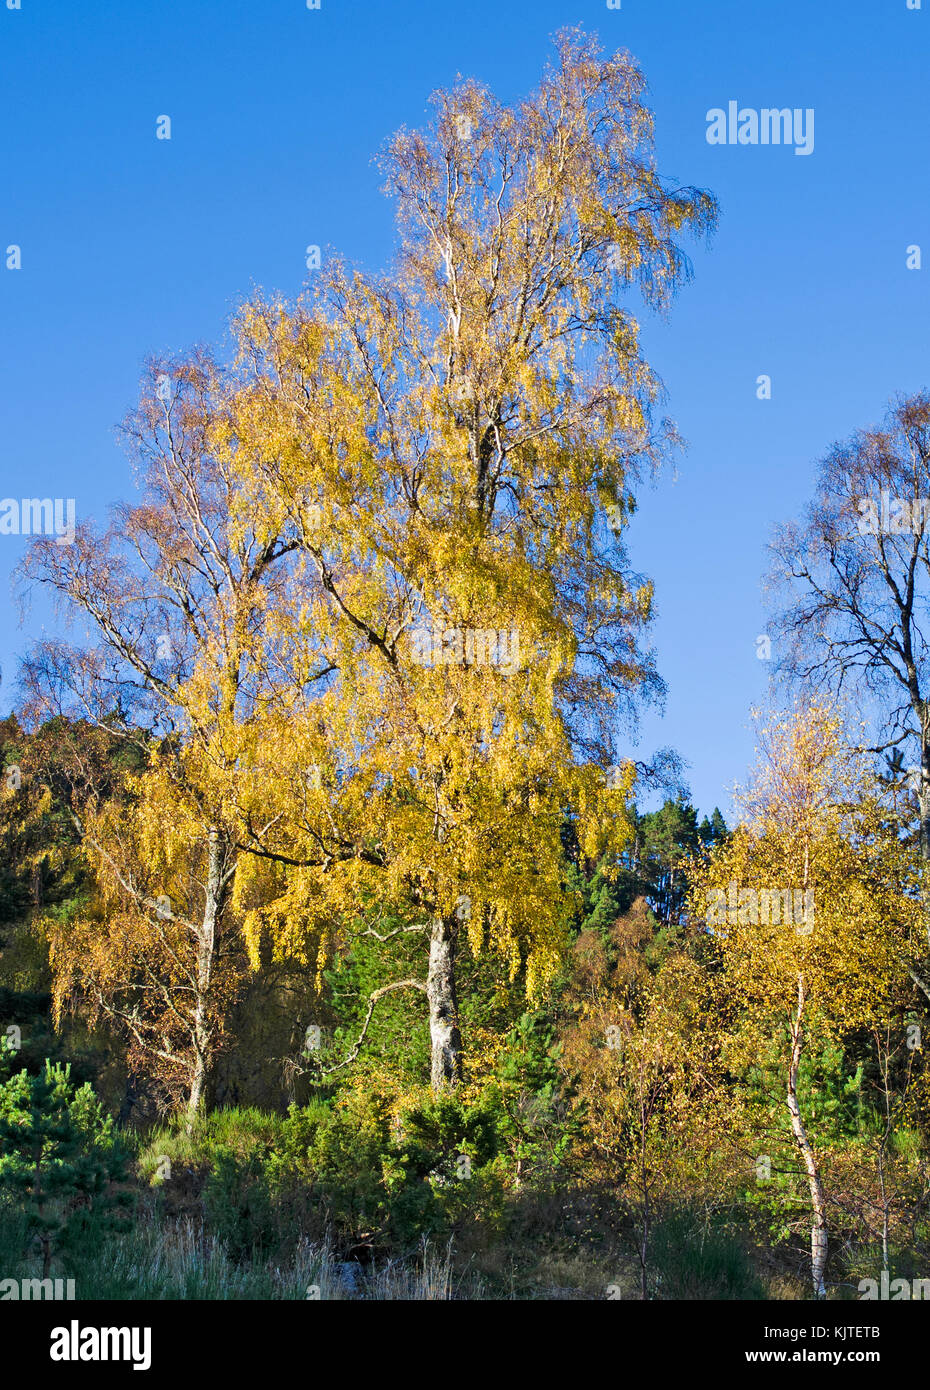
[{"xmin": 1, "ymin": 0, "xmax": 927, "ymax": 819}]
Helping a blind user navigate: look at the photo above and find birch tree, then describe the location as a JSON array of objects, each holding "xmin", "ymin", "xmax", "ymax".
[
  {"xmin": 18, "ymin": 355, "xmax": 310, "ymax": 1117},
  {"xmin": 691, "ymin": 705, "xmax": 920, "ymax": 1297},
  {"xmin": 19, "ymin": 31, "xmax": 715, "ymax": 1098},
  {"xmin": 221, "ymin": 29, "xmax": 716, "ymax": 1089}
]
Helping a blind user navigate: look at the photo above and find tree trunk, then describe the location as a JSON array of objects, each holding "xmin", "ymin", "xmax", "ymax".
[
  {"xmin": 638, "ymin": 1099, "xmax": 651, "ymax": 1300},
  {"xmin": 427, "ymin": 915, "xmax": 463, "ymax": 1091},
  {"xmin": 117, "ymin": 1074, "xmax": 139, "ymax": 1129},
  {"xmin": 34, "ymin": 1145, "xmax": 51, "ymax": 1278},
  {"xmin": 915, "ymin": 711, "xmax": 930, "ymax": 996},
  {"xmin": 788, "ymin": 974, "xmax": 828, "ymax": 1298},
  {"xmin": 919, "ymin": 714, "xmax": 930, "ymax": 865},
  {"xmin": 186, "ymin": 1050, "xmax": 207, "ymax": 1128},
  {"xmin": 185, "ymin": 826, "xmax": 226, "ymax": 1129}
]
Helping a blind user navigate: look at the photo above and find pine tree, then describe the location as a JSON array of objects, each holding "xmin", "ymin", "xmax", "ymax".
[{"xmin": 0, "ymin": 1050, "xmax": 130, "ymax": 1277}]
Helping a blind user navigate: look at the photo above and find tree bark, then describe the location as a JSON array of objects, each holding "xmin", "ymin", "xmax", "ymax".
[
  {"xmin": 638, "ymin": 1094, "xmax": 651, "ymax": 1300},
  {"xmin": 185, "ymin": 826, "xmax": 227, "ymax": 1128},
  {"xmin": 788, "ymin": 974, "xmax": 828, "ymax": 1298},
  {"xmin": 919, "ymin": 709, "xmax": 930, "ymax": 866},
  {"xmin": 186, "ymin": 1050, "xmax": 207, "ymax": 1126},
  {"xmin": 117, "ymin": 1074, "xmax": 139, "ymax": 1129},
  {"xmin": 427, "ymin": 915, "xmax": 463, "ymax": 1091}
]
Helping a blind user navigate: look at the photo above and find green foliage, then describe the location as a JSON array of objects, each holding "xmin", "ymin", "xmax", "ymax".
[
  {"xmin": 270, "ymin": 1088, "xmax": 499, "ymax": 1250},
  {"xmin": 0, "ymin": 1048, "xmax": 131, "ymax": 1274},
  {"xmin": 744, "ymin": 1034, "xmax": 870, "ymax": 1148},
  {"xmin": 0, "ymin": 713, "xmax": 924, "ymax": 1300},
  {"xmin": 486, "ymin": 1012, "xmax": 580, "ymax": 1178},
  {"xmin": 649, "ymin": 1210, "xmax": 766, "ymax": 1300},
  {"xmin": 569, "ymin": 799, "xmax": 728, "ymax": 947}
]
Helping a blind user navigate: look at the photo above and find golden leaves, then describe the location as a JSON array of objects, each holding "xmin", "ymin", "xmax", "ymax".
[{"xmin": 692, "ymin": 705, "xmax": 921, "ymax": 1043}]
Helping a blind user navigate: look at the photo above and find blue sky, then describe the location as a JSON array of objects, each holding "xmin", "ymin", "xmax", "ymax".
[{"xmin": 1, "ymin": 0, "xmax": 927, "ymax": 820}]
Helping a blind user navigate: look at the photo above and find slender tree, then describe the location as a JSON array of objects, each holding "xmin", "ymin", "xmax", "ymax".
[
  {"xmin": 18, "ymin": 355, "xmax": 309, "ymax": 1116},
  {"xmin": 692, "ymin": 705, "xmax": 920, "ymax": 1297}
]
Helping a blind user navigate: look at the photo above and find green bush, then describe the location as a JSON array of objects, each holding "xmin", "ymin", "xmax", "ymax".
[
  {"xmin": 649, "ymin": 1210, "xmax": 765, "ymax": 1300},
  {"xmin": 0, "ymin": 1051, "xmax": 132, "ymax": 1276}
]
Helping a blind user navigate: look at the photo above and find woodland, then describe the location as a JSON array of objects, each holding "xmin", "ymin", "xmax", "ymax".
[{"xmin": 2, "ymin": 31, "xmax": 930, "ymax": 1301}]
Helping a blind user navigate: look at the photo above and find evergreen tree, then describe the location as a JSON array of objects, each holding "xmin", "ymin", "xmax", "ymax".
[{"xmin": 0, "ymin": 1050, "xmax": 131, "ymax": 1277}]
